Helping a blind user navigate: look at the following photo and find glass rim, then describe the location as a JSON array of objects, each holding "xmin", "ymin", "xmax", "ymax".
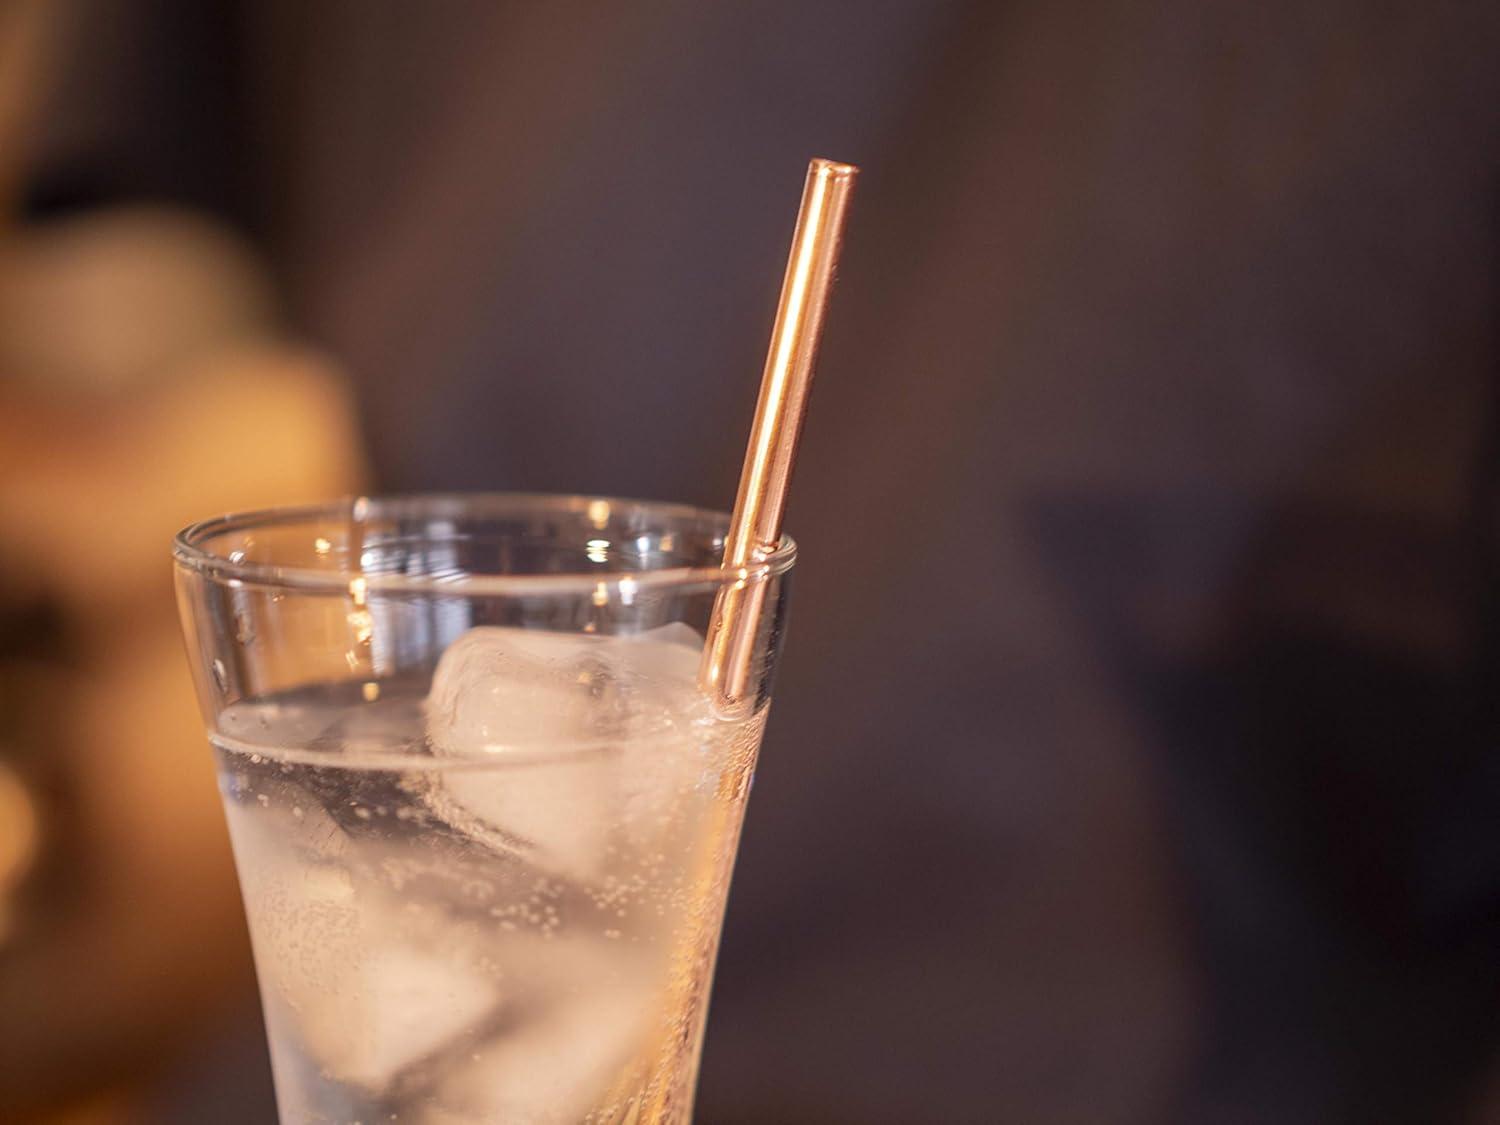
[{"xmin": 172, "ymin": 491, "xmax": 798, "ymax": 596}]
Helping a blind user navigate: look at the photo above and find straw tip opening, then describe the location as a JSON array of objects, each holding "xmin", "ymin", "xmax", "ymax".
[{"xmin": 809, "ymin": 157, "xmax": 859, "ymax": 180}]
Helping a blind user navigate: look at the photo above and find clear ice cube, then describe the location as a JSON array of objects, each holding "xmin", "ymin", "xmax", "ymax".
[
  {"xmin": 223, "ymin": 795, "xmax": 504, "ymax": 1094},
  {"xmin": 423, "ymin": 625, "xmax": 708, "ymax": 882},
  {"xmin": 425, "ymin": 935, "xmax": 660, "ymax": 1123}
]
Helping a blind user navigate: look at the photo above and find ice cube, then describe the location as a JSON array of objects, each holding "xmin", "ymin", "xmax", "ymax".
[
  {"xmin": 424, "ymin": 625, "xmax": 707, "ymax": 881},
  {"xmin": 424, "ymin": 936, "xmax": 661, "ymax": 1123},
  {"xmin": 425, "ymin": 624, "xmax": 703, "ymax": 748},
  {"xmin": 290, "ymin": 939, "xmax": 503, "ymax": 1093},
  {"xmin": 224, "ymin": 797, "xmax": 504, "ymax": 1093}
]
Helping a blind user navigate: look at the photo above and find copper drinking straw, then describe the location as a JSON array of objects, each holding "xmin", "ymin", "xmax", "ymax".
[{"xmin": 700, "ymin": 157, "xmax": 858, "ymax": 713}]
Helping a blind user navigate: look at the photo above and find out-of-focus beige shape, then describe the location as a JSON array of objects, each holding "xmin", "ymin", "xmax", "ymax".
[
  {"xmin": 0, "ymin": 208, "xmax": 278, "ymax": 392},
  {"xmin": 0, "ymin": 356, "xmax": 366, "ymax": 1121},
  {"xmin": 0, "ymin": 207, "xmax": 362, "ymax": 619},
  {"xmin": 0, "ymin": 344, "xmax": 367, "ymax": 616},
  {"xmin": 0, "ymin": 204, "xmax": 367, "ymax": 1120}
]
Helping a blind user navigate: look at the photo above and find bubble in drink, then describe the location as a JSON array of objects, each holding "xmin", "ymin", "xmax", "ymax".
[{"xmin": 213, "ymin": 626, "xmax": 762, "ymax": 1124}]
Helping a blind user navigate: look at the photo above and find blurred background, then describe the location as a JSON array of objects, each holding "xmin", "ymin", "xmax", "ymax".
[{"xmin": 1, "ymin": 0, "xmax": 1498, "ymax": 1121}]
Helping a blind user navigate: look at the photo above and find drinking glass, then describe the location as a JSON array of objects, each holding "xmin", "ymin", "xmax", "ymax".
[{"xmin": 173, "ymin": 494, "xmax": 793, "ymax": 1124}]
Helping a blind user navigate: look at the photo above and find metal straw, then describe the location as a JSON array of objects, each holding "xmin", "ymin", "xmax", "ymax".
[{"xmin": 700, "ymin": 157, "xmax": 858, "ymax": 713}]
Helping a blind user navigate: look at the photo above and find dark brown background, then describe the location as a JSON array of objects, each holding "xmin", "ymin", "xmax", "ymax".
[{"xmin": 18, "ymin": 1, "xmax": 1500, "ymax": 1121}]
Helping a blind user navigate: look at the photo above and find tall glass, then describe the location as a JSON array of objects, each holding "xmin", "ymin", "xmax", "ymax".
[{"xmin": 173, "ymin": 494, "xmax": 793, "ymax": 1124}]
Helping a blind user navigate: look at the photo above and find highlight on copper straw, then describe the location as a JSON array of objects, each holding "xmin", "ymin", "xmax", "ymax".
[{"xmin": 700, "ymin": 157, "xmax": 859, "ymax": 714}]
